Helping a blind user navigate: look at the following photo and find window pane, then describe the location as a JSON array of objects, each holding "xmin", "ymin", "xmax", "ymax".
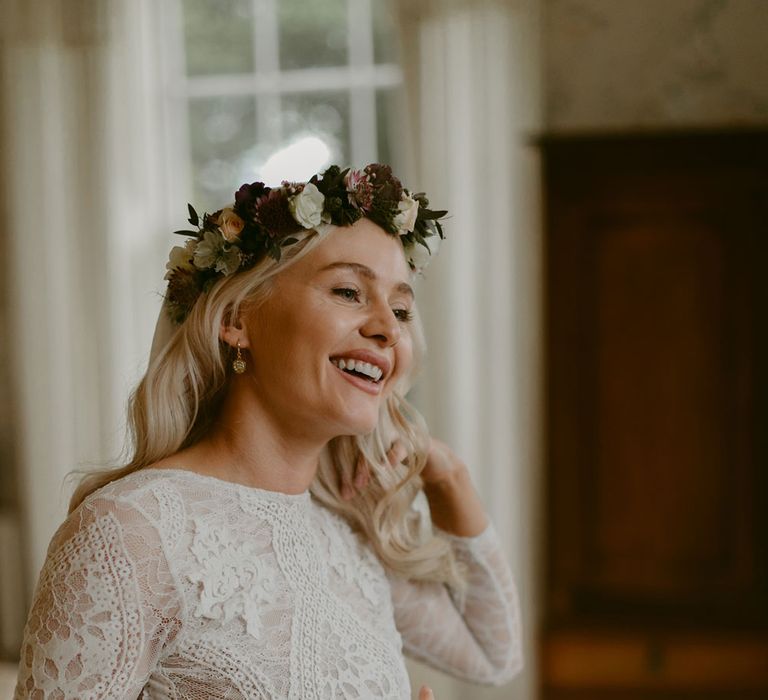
[
  {"xmin": 281, "ymin": 92, "xmax": 351, "ymax": 167},
  {"xmin": 183, "ymin": 0, "xmax": 254, "ymax": 76},
  {"xmin": 376, "ymin": 88, "xmax": 404, "ymax": 169},
  {"xmin": 278, "ymin": 0, "xmax": 347, "ymax": 70},
  {"xmin": 189, "ymin": 96, "xmax": 258, "ymax": 210},
  {"xmin": 373, "ymin": 0, "xmax": 399, "ymax": 65}
]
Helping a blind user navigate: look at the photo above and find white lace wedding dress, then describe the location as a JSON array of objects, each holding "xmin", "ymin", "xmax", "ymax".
[{"xmin": 14, "ymin": 468, "xmax": 522, "ymax": 699}]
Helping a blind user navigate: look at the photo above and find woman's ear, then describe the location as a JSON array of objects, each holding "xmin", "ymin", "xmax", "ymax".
[{"xmin": 219, "ymin": 307, "xmax": 249, "ymax": 348}]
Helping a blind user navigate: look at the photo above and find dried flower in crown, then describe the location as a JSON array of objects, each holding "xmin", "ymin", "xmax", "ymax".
[{"xmin": 164, "ymin": 164, "xmax": 447, "ymax": 324}]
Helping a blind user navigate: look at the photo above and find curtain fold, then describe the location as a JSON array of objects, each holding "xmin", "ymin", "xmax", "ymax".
[
  {"xmin": 0, "ymin": 0, "xmax": 170, "ymax": 605},
  {"xmin": 395, "ymin": 1, "xmax": 543, "ymax": 698}
]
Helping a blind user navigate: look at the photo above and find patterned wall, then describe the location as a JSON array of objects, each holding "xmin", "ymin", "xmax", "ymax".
[{"xmin": 545, "ymin": 0, "xmax": 768, "ymax": 130}]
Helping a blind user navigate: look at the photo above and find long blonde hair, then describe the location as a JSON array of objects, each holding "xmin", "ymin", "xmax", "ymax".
[{"xmin": 68, "ymin": 228, "xmax": 464, "ymax": 586}]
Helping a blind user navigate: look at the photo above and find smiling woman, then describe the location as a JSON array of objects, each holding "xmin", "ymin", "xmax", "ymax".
[
  {"xmin": 13, "ymin": 165, "xmax": 523, "ymax": 699},
  {"xmin": 220, "ymin": 221, "xmax": 416, "ymax": 443}
]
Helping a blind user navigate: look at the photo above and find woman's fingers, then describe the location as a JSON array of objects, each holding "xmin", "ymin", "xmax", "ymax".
[
  {"xmin": 386, "ymin": 440, "xmax": 407, "ymax": 466},
  {"xmin": 342, "ymin": 452, "xmax": 368, "ymax": 500},
  {"xmin": 343, "ymin": 443, "xmax": 407, "ymax": 500},
  {"xmin": 340, "ymin": 462, "xmax": 356, "ymax": 500},
  {"xmin": 418, "ymin": 685, "xmax": 435, "ymax": 700},
  {"xmin": 353, "ymin": 452, "xmax": 370, "ymax": 490}
]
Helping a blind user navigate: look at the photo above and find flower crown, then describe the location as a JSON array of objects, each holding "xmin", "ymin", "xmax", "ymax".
[{"xmin": 163, "ymin": 164, "xmax": 447, "ymax": 324}]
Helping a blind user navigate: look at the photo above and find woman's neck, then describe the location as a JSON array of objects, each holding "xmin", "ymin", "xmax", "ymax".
[{"xmin": 156, "ymin": 383, "xmax": 328, "ymax": 495}]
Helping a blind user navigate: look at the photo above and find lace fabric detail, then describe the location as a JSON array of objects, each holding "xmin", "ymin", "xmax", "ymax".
[
  {"xmin": 238, "ymin": 489, "xmax": 405, "ymax": 699},
  {"xmin": 15, "ymin": 468, "xmax": 522, "ymax": 698},
  {"xmin": 25, "ymin": 512, "xmax": 141, "ymax": 695},
  {"xmin": 15, "ymin": 488, "xmax": 183, "ymax": 699},
  {"xmin": 320, "ymin": 510, "xmax": 382, "ymax": 607},
  {"xmin": 388, "ymin": 522, "xmax": 524, "ymax": 686},
  {"xmin": 187, "ymin": 515, "xmax": 282, "ymax": 639},
  {"xmin": 152, "ymin": 482, "xmax": 187, "ymax": 551}
]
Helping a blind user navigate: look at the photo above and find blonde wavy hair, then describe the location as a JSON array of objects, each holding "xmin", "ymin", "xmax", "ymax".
[{"xmin": 67, "ymin": 227, "xmax": 464, "ymax": 587}]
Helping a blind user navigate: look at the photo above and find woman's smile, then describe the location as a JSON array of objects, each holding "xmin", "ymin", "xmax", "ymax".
[{"xmin": 330, "ymin": 360, "xmax": 384, "ymax": 395}]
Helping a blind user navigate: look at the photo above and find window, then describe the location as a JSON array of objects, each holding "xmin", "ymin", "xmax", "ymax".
[{"xmin": 163, "ymin": 0, "xmax": 404, "ymax": 212}]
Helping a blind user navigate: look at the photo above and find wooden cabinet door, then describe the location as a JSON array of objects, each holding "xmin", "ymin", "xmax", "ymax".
[{"xmin": 542, "ymin": 133, "xmax": 768, "ymax": 699}]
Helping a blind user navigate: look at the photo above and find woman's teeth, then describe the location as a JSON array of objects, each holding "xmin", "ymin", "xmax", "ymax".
[{"xmin": 331, "ymin": 358, "xmax": 384, "ymax": 382}]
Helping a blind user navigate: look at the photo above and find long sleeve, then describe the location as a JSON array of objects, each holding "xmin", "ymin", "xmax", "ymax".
[
  {"xmin": 14, "ymin": 494, "xmax": 184, "ymax": 699},
  {"xmin": 388, "ymin": 522, "xmax": 523, "ymax": 685}
]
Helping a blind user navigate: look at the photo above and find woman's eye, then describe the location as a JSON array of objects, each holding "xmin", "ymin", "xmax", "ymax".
[
  {"xmin": 393, "ymin": 308, "xmax": 414, "ymax": 323},
  {"xmin": 333, "ymin": 287, "xmax": 360, "ymax": 302}
]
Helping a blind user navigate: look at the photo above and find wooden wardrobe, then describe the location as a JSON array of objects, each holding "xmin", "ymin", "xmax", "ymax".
[{"xmin": 541, "ymin": 131, "xmax": 768, "ymax": 699}]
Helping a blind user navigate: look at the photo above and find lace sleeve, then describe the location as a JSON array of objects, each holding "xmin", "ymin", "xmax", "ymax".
[
  {"xmin": 14, "ymin": 493, "xmax": 184, "ymax": 699},
  {"xmin": 388, "ymin": 523, "xmax": 523, "ymax": 686}
]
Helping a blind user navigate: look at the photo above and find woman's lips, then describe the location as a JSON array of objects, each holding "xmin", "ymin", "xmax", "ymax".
[{"xmin": 330, "ymin": 360, "xmax": 382, "ymax": 395}]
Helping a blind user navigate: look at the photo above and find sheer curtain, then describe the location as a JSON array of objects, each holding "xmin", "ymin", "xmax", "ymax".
[
  {"xmin": 396, "ymin": 1, "xmax": 543, "ymax": 698},
  {"xmin": 0, "ymin": 0, "xmax": 170, "ymax": 605}
]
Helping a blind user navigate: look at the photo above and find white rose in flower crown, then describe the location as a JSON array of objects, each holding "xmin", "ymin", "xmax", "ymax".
[
  {"xmin": 406, "ymin": 234, "xmax": 440, "ymax": 272},
  {"xmin": 216, "ymin": 207, "xmax": 245, "ymax": 242},
  {"xmin": 289, "ymin": 183, "xmax": 325, "ymax": 229},
  {"xmin": 394, "ymin": 194, "xmax": 419, "ymax": 235}
]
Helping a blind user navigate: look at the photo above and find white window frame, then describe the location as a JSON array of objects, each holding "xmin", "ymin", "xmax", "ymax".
[{"xmin": 158, "ymin": 0, "xmax": 403, "ymax": 211}]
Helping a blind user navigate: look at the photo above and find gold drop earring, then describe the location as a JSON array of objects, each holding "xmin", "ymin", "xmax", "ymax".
[{"xmin": 233, "ymin": 341, "xmax": 246, "ymax": 374}]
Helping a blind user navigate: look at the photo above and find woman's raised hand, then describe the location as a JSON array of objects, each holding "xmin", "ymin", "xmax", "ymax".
[
  {"xmin": 418, "ymin": 685, "xmax": 435, "ymax": 700},
  {"xmin": 419, "ymin": 437, "xmax": 468, "ymax": 487},
  {"xmin": 340, "ymin": 440, "xmax": 407, "ymax": 499},
  {"xmin": 341, "ymin": 436, "xmax": 467, "ymax": 500},
  {"xmin": 340, "ymin": 433, "xmax": 488, "ymax": 533}
]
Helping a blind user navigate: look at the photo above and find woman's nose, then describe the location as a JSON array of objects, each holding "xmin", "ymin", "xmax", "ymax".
[{"xmin": 361, "ymin": 301, "xmax": 400, "ymax": 346}]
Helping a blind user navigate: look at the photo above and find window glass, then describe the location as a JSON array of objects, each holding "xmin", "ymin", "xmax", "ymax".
[
  {"xmin": 278, "ymin": 0, "xmax": 348, "ymax": 70},
  {"xmin": 189, "ymin": 96, "xmax": 258, "ymax": 209},
  {"xmin": 376, "ymin": 88, "xmax": 403, "ymax": 168},
  {"xmin": 281, "ymin": 92, "xmax": 350, "ymax": 167},
  {"xmin": 373, "ymin": 1, "xmax": 399, "ymax": 65},
  {"xmin": 183, "ymin": 0, "xmax": 255, "ymax": 76}
]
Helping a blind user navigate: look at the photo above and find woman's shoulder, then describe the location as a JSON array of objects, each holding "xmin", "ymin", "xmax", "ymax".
[
  {"xmin": 83, "ymin": 464, "xmax": 255, "ymax": 503},
  {"xmin": 80, "ymin": 466, "xmax": 309, "ymax": 528},
  {"xmin": 54, "ymin": 468, "xmax": 218, "ymax": 558},
  {"xmin": 59, "ymin": 469, "xmax": 190, "ymax": 546},
  {"xmin": 82, "ymin": 466, "xmax": 197, "ymax": 510}
]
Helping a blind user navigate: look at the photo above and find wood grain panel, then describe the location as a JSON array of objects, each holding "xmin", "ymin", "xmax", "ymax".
[{"xmin": 542, "ymin": 131, "xmax": 768, "ymax": 696}]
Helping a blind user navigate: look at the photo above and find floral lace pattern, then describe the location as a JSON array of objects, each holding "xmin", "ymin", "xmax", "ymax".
[
  {"xmin": 16, "ymin": 489, "xmax": 183, "ymax": 699},
  {"xmin": 187, "ymin": 515, "xmax": 282, "ymax": 638},
  {"xmin": 15, "ymin": 468, "xmax": 523, "ymax": 699},
  {"xmin": 21, "ymin": 513, "xmax": 141, "ymax": 696},
  {"xmin": 320, "ymin": 510, "xmax": 382, "ymax": 607}
]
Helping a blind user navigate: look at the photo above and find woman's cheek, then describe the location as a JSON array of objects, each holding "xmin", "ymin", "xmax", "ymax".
[{"xmin": 390, "ymin": 337, "xmax": 414, "ymax": 390}]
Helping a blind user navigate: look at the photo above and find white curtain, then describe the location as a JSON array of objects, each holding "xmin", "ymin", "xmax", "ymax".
[
  {"xmin": 0, "ymin": 0, "xmax": 170, "ymax": 614},
  {"xmin": 396, "ymin": 1, "xmax": 543, "ymax": 698}
]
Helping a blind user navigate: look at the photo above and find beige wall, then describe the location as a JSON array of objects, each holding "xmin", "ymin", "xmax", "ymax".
[{"xmin": 545, "ymin": 0, "xmax": 768, "ymax": 131}]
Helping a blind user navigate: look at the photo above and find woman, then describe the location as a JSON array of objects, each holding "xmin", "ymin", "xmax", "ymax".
[{"xmin": 14, "ymin": 165, "xmax": 522, "ymax": 699}]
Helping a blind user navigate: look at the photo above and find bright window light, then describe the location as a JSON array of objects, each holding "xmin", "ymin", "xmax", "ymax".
[{"xmin": 258, "ymin": 136, "xmax": 332, "ymax": 186}]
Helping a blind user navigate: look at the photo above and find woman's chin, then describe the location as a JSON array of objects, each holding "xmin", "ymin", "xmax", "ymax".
[{"xmin": 332, "ymin": 412, "xmax": 379, "ymax": 438}]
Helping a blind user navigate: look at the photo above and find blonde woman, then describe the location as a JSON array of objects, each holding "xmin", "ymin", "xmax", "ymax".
[{"xmin": 14, "ymin": 165, "xmax": 522, "ymax": 699}]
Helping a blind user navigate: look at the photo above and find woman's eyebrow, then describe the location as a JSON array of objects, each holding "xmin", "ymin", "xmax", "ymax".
[{"xmin": 319, "ymin": 261, "xmax": 414, "ymax": 299}]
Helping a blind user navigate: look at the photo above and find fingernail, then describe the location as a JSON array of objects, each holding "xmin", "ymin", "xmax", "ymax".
[{"xmin": 354, "ymin": 471, "xmax": 368, "ymax": 488}]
